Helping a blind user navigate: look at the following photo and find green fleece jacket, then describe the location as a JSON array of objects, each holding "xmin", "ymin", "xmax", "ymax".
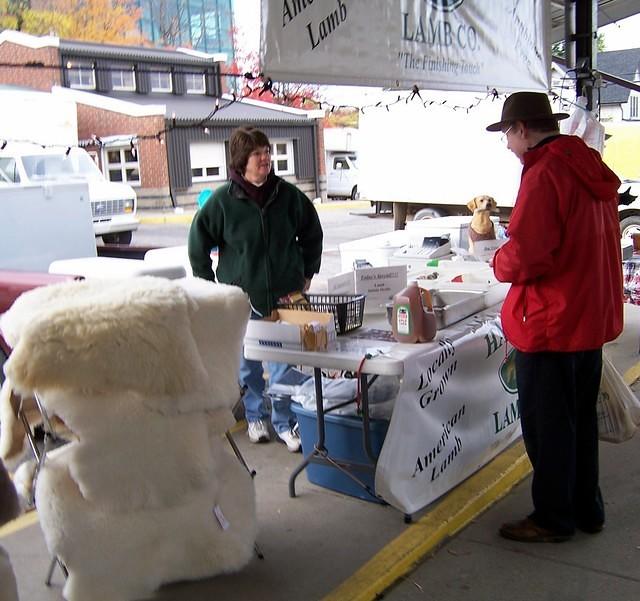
[{"xmin": 188, "ymin": 177, "xmax": 323, "ymax": 317}]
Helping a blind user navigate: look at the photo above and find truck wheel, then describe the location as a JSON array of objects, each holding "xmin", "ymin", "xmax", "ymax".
[
  {"xmin": 350, "ymin": 185, "xmax": 358, "ymax": 200},
  {"xmin": 620, "ymin": 215, "xmax": 640, "ymax": 241},
  {"xmin": 413, "ymin": 207, "xmax": 448, "ymax": 221},
  {"xmin": 102, "ymin": 231, "xmax": 133, "ymax": 245}
]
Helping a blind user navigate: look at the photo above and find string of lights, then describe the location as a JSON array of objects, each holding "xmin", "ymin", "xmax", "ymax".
[{"xmin": 0, "ymin": 60, "xmax": 603, "ymax": 154}]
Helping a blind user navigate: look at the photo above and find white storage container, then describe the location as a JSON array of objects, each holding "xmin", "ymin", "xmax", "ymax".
[{"xmin": 406, "ymin": 216, "xmax": 500, "ymax": 251}]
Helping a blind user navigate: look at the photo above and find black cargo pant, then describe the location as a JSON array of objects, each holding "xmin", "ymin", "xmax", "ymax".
[{"xmin": 515, "ymin": 348, "xmax": 604, "ymax": 535}]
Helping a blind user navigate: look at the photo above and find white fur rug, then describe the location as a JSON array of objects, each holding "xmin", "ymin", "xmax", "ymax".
[
  {"xmin": 36, "ymin": 438, "xmax": 256, "ymax": 601},
  {"xmin": 0, "ymin": 276, "xmax": 256, "ymax": 601},
  {"xmin": 1, "ymin": 277, "xmax": 250, "ymax": 411}
]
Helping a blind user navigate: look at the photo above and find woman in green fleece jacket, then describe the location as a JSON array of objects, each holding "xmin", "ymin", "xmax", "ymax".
[{"xmin": 188, "ymin": 127, "xmax": 323, "ymax": 452}]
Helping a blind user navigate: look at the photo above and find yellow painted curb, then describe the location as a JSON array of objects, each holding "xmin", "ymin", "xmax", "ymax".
[
  {"xmin": 138, "ymin": 213, "xmax": 195, "ymax": 225},
  {"xmin": 316, "ymin": 200, "xmax": 371, "ymax": 211},
  {"xmin": 137, "ymin": 200, "xmax": 372, "ymax": 225},
  {"xmin": 0, "ymin": 510, "xmax": 39, "ymax": 539},
  {"xmin": 323, "ymin": 442, "xmax": 531, "ymax": 601}
]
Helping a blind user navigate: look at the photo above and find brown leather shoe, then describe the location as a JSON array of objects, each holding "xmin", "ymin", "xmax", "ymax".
[
  {"xmin": 499, "ymin": 517, "xmax": 572, "ymax": 543},
  {"xmin": 576, "ymin": 522, "xmax": 604, "ymax": 534}
]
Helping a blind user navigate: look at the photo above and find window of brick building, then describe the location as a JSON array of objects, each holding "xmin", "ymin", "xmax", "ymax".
[
  {"xmin": 150, "ymin": 69, "xmax": 172, "ymax": 93},
  {"xmin": 186, "ymin": 72, "xmax": 206, "ymax": 94},
  {"xmin": 271, "ymin": 140, "xmax": 294, "ymax": 176},
  {"xmin": 190, "ymin": 142, "xmax": 226, "ymax": 182},
  {"xmin": 105, "ymin": 147, "xmax": 140, "ymax": 185},
  {"xmin": 111, "ymin": 65, "xmax": 136, "ymax": 91},
  {"xmin": 67, "ymin": 61, "xmax": 95, "ymax": 89}
]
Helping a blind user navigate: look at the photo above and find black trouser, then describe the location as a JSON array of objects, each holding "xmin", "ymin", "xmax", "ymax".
[{"xmin": 515, "ymin": 348, "xmax": 604, "ymax": 534}]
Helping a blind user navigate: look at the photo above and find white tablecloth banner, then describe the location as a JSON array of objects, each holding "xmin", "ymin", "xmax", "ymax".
[
  {"xmin": 261, "ymin": 0, "xmax": 550, "ymax": 92},
  {"xmin": 375, "ymin": 313, "xmax": 521, "ymax": 514}
]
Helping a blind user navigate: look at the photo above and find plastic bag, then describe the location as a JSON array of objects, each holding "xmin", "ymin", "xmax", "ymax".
[
  {"xmin": 560, "ymin": 96, "xmax": 605, "ymax": 154},
  {"xmin": 597, "ymin": 354, "xmax": 640, "ymax": 443},
  {"xmin": 280, "ymin": 375, "xmax": 400, "ymax": 420}
]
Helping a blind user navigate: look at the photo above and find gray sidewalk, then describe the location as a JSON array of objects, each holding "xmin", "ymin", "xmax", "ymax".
[
  {"xmin": 382, "ymin": 433, "xmax": 640, "ymax": 601},
  {"xmin": 2, "ymin": 428, "xmax": 637, "ymax": 601}
]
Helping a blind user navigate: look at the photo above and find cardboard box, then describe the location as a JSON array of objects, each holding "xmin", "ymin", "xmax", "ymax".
[{"xmin": 245, "ymin": 309, "xmax": 336, "ymax": 351}]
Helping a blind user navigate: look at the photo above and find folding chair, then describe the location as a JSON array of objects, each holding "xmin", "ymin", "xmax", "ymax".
[{"xmin": 16, "ymin": 392, "xmax": 69, "ymax": 585}]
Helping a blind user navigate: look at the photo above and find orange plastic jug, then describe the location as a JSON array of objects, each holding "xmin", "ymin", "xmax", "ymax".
[{"xmin": 391, "ymin": 282, "xmax": 437, "ymax": 343}]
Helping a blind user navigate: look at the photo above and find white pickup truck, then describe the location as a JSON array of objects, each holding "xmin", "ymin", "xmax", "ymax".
[
  {"xmin": 326, "ymin": 153, "xmax": 359, "ymax": 200},
  {"xmin": 0, "ymin": 142, "xmax": 139, "ymax": 244}
]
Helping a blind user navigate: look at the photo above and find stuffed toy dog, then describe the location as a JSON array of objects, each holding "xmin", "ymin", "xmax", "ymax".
[{"xmin": 467, "ymin": 195, "xmax": 498, "ymax": 252}]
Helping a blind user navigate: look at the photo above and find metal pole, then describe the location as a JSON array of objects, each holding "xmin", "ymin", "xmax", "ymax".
[
  {"xmin": 564, "ymin": 0, "xmax": 576, "ymax": 71},
  {"xmin": 575, "ymin": 0, "xmax": 597, "ymax": 110}
]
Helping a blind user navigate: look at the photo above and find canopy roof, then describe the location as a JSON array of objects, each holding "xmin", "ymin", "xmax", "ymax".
[{"xmin": 550, "ymin": 0, "xmax": 639, "ymax": 43}]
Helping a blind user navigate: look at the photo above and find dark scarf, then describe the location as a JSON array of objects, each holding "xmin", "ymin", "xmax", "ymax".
[{"xmin": 229, "ymin": 168, "xmax": 278, "ymax": 208}]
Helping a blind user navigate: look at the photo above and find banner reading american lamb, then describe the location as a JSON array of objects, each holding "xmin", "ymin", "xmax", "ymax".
[
  {"xmin": 374, "ymin": 315, "xmax": 520, "ymax": 515},
  {"xmin": 261, "ymin": 0, "xmax": 550, "ymax": 92}
]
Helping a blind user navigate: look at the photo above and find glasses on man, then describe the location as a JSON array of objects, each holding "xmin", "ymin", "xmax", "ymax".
[{"xmin": 501, "ymin": 124, "xmax": 513, "ymax": 144}]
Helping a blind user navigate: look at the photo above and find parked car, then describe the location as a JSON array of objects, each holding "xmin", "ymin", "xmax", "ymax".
[
  {"xmin": 327, "ymin": 153, "xmax": 358, "ymax": 200},
  {"xmin": 0, "ymin": 142, "xmax": 138, "ymax": 244}
]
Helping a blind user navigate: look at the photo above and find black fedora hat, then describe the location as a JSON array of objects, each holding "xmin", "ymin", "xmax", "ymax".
[{"xmin": 486, "ymin": 92, "xmax": 569, "ymax": 132}]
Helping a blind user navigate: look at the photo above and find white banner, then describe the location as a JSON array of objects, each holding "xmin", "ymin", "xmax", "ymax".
[
  {"xmin": 375, "ymin": 312, "xmax": 521, "ymax": 514},
  {"xmin": 261, "ymin": 0, "xmax": 550, "ymax": 92}
]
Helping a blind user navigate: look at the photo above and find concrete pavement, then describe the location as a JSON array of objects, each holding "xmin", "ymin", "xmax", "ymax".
[
  {"xmin": 3, "ymin": 425, "xmax": 638, "ymax": 600},
  {"xmin": 1, "ymin": 428, "xmax": 532, "ymax": 601},
  {"xmin": 382, "ymin": 433, "xmax": 640, "ymax": 601}
]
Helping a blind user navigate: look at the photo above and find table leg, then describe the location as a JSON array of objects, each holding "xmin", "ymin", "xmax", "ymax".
[
  {"xmin": 289, "ymin": 367, "xmax": 325, "ymax": 497},
  {"xmin": 289, "ymin": 368, "xmax": 385, "ymax": 503},
  {"xmin": 360, "ymin": 373, "xmax": 377, "ymax": 463}
]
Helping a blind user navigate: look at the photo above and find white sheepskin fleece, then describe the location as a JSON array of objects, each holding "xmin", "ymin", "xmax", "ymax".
[
  {"xmin": 1, "ymin": 277, "xmax": 251, "ymax": 413},
  {"xmin": 0, "ymin": 276, "xmax": 256, "ymax": 600},
  {"xmin": 36, "ymin": 438, "xmax": 256, "ymax": 601}
]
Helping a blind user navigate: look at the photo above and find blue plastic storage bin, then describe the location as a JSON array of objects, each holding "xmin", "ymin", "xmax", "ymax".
[{"xmin": 291, "ymin": 403, "xmax": 389, "ymax": 503}]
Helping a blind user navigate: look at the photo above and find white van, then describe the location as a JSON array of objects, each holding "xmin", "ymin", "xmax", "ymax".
[
  {"xmin": 327, "ymin": 153, "xmax": 359, "ymax": 200},
  {"xmin": 0, "ymin": 142, "xmax": 139, "ymax": 244}
]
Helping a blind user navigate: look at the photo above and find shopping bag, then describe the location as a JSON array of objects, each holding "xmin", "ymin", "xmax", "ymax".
[{"xmin": 597, "ymin": 354, "xmax": 640, "ymax": 443}]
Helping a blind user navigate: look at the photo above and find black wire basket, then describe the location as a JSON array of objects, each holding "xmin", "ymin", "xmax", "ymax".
[{"xmin": 278, "ymin": 294, "xmax": 365, "ymax": 335}]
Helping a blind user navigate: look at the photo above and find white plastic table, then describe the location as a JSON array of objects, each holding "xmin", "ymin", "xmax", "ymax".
[{"xmin": 244, "ymin": 315, "xmax": 408, "ymax": 502}]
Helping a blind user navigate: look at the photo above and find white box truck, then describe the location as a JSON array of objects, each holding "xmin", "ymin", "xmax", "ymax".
[
  {"xmin": 358, "ymin": 90, "xmax": 640, "ymax": 237},
  {"xmin": 0, "ymin": 89, "xmax": 138, "ymax": 244},
  {"xmin": 357, "ymin": 90, "xmax": 522, "ymax": 228}
]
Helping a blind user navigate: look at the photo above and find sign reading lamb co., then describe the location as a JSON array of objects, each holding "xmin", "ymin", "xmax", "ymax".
[{"xmin": 260, "ymin": 0, "xmax": 550, "ymax": 92}]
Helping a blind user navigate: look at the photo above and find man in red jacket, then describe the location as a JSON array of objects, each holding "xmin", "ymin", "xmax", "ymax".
[{"xmin": 487, "ymin": 92, "xmax": 624, "ymax": 542}]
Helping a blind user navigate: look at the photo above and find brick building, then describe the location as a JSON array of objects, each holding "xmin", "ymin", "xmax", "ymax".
[{"xmin": 0, "ymin": 30, "xmax": 325, "ymax": 209}]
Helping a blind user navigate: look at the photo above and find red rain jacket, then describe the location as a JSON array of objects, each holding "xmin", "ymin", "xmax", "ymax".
[{"xmin": 493, "ymin": 135, "xmax": 623, "ymax": 352}]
